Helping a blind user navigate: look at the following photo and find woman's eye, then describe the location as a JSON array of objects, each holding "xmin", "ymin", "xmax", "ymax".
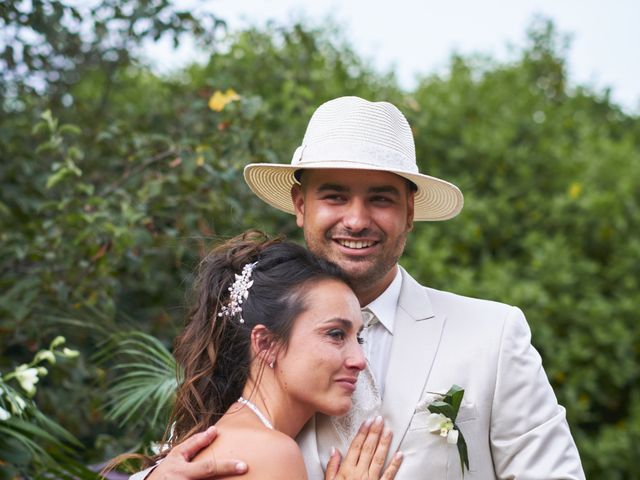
[
  {"xmin": 328, "ymin": 329, "xmax": 345, "ymax": 340},
  {"xmin": 357, "ymin": 334, "xmax": 365, "ymax": 345}
]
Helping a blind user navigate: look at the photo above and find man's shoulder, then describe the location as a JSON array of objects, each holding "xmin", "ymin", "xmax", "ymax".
[
  {"xmin": 423, "ymin": 285, "xmax": 514, "ymax": 313},
  {"xmin": 400, "ymin": 267, "xmax": 512, "ymax": 310},
  {"xmin": 399, "ymin": 267, "xmax": 523, "ymax": 331}
]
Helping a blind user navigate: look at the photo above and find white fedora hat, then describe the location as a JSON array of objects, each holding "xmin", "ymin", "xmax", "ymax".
[{"xmin": 244, "ymin": 96, "xmax": 463, "ymax": 221}]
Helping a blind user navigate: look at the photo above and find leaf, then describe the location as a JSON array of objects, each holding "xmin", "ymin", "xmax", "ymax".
[
  {"xmin": 456, "ymin": 427, "xmax": 470, "ymax": 474},
  {"xmin": 46, "ymin": 168, "xmax": 71, "ymax": 189},
  {"xmin": 98, "ymin": 331, "xmax": 178, "ymax": 428},
  {"xmin": 444, "ymin": 384, "xmax": 465, "ymax": 418},
  {"xmin": 427, "ymin": 400, "xmax": 456, "ymax": 420},
  {"xmin": 59, "ymin": 124, "xmax": 83, "ymax": 136}
]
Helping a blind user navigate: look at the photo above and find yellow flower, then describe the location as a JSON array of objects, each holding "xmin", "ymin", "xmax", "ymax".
[
  {"xmin": 568, "ymin": 182, "xmax": 582, "ymax": 199},
  {"xmin": 208, "ymin": 89, "xmax": 240, "ymax": 112}
]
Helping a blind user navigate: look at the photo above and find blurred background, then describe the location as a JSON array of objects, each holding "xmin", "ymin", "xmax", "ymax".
[{"xmin": 1, "ymin": 0, "xmax": 638, "ymax": 478}]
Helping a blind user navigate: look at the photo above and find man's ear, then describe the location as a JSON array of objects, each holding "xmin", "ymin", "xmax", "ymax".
[
  {"xmin": 406, "ymin": 190, "xmax": 415, "ymax": 231},
  {"xmin": 291, "ymin": 184, "xmax": 305, "ymax": 228}
]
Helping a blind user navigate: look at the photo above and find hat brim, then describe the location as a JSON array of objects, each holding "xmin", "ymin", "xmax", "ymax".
[{"xmin": 244, "ymin": 161, "xmax": 463, "ymax": 221}]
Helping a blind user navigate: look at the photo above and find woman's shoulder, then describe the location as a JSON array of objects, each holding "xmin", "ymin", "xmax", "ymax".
[
  {"xmin": 197, "ymin": 426, "xmax": 307, "ymax": 479},
  {"xmin": 245, "ymin": 428, "xmax": 306, "ymax": 478}
]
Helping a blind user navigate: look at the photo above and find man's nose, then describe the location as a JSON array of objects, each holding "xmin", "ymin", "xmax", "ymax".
[{"xmin": 342, "ymin": 199, "xmax": 371, "ymax": 232}]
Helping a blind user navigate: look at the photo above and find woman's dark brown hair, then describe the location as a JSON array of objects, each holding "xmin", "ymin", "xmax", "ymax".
[{"xmin": 167, "ymin": 229, "xmax": 349, "ymax": 447}]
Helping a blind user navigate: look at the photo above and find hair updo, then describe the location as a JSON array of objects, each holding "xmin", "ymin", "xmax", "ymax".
[{"xmin": 169, "ymin": 230, "xmax": 350, "ymax": 445}]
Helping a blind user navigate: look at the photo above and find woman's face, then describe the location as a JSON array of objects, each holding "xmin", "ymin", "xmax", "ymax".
[{"xmin": 275, "ymin": 279, "xmax": 366, "ymax": 416}]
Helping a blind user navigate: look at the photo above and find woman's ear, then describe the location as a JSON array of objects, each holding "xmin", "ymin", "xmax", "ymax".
[{"xmin": 250, "ymin": 324, "xmax": 277, "ymax": 366}]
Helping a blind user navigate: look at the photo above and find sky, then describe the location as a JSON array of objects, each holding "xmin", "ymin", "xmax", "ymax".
[{"xmin": 148, "ymin": 0, "xmax": 640, "ymax": 113}]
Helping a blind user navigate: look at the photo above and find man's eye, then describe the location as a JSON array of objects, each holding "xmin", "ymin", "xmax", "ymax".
[
  {"xmin": 325, "ymin": 194, "xmax": 345, "ymax": 201},
  {"xmin": 371, "ymin": 196, "xmax": 393, "ymax": 204}
]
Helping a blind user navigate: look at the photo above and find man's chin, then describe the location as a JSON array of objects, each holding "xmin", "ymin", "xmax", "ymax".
[{"xmin": 334, "ymin": 257, "xmax": 373, "ymax": 275}]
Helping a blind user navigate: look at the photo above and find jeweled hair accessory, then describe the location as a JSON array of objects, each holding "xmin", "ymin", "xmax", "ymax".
[{"xmin": 218, "ymin": 261, "xmax": 258, "ymax": 323}]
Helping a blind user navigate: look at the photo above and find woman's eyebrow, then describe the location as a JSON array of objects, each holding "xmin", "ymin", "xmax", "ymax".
[
  {"xmin": 320, "ymin": 318, "xmax": 352, "ymax": 327},
  {"xmin": 319, "ymin": 317, "xmax": 365, "ymax": 332}
]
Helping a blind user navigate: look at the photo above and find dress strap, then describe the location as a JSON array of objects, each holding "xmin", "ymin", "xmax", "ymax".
[{"xmin": 237, "ymin": 396, "xmax": 274, "ymax": 429}]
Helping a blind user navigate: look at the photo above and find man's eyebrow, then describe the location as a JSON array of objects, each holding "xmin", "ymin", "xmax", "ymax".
[
  {"xmin": 369, "ymin": 185, "xmax": 401, "ymax": 196},
  {"xmin": 315, "ymin": 184, "xmax": 401, "ymax": 195},
  {"xmin": 317, "ymin": 183, "xmax": 349, "ymax": 192}
]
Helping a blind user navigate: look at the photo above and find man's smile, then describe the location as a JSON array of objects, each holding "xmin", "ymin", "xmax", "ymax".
[{"xmin": 335, "ymin": 239, "xmax": 377, "ymax": 249}]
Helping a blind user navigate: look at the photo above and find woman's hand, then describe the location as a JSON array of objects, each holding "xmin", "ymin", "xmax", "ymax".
[{"xmin": 324, "ymin": 416, "xmax": 403, "ymax": 480}]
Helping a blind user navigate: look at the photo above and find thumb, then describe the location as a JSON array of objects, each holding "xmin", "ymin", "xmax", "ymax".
[{"xmin": 324, "ymin": 447, "xmax": 341, "ymax": 480}]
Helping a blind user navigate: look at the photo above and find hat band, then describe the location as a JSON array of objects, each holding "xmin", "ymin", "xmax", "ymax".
[{"xmin": 291, "ymin": 140, "xmax": 419, "ymax": 174}]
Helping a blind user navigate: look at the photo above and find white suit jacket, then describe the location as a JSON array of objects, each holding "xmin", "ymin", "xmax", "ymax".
[{"xmin": 297, "ymin": 267, "xmax": 585, "ymax": 479}]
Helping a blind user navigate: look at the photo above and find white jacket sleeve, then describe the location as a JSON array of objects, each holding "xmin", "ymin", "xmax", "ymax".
[{"xmin": 490, "ymin": 307, "xmax": 585, "ymax": 479}]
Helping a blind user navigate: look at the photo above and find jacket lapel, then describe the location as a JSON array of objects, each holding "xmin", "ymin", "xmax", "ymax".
[
  {"xmin": 381, "ymin": 267, "xmax": 446, "ymax": 456},
  {"xmin": 297, "ymin": 415, "xmax": 325, "ymax": 480}
]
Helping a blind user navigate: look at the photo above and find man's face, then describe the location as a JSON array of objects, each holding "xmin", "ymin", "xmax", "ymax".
[{"xmin": 291, "ymin": 169, "xmax": 414, "ymax": 301}]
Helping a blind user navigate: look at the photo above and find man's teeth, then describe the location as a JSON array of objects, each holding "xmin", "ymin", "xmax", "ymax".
[{"xmin": 338, "ymin": 240, "xmax": 374, "ymax": 249}]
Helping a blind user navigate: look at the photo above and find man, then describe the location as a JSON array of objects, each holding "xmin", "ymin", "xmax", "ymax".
[{"xmin": 136, "ymin": 96, "xmax": 584, "ymax": 479}]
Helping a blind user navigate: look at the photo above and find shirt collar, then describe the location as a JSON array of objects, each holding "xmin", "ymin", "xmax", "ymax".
[{"xmin": 364, "ymin": 267, "xmax": 402, "ymax": 334}]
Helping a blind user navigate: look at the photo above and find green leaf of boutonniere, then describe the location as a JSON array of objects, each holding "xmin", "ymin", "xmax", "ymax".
[{"xmin": 427, "ymin": 384, "xmax": 470, "ymax": 475}]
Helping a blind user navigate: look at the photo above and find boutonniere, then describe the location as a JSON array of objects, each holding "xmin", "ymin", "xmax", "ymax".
[{"xmin": 425, "ymin": 384, "xmax": 469, "ymax": 475}]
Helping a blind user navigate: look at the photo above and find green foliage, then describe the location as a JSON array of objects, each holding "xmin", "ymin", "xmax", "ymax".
[
  {"xmin": 404, "ymin": 18, "xmax": 640, "ymax": 479},
  {"xmin": 98, "ymin": 332, "xmax": 176, "ymax": 434},
  {"xmin": 0, "ymin": 3, "xmax": 638, "ymax": 477},
  {"xmin": 0, "ymin": 338, "xmax": 97, "ymax": 478}
]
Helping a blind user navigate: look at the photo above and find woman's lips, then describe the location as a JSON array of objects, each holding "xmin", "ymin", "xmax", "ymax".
[{"xmin": 335, "ymin": 377, "xmax": 358, "ymax": 393}]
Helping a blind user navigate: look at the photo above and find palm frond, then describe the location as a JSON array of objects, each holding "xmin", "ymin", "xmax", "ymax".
[{"xmin": 98, "ymin": 331, "xmax": 178, "ymax": 430}]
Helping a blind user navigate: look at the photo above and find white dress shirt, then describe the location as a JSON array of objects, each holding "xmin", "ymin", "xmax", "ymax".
[{"xmin": 362, "ymin": 267, "xmax": 402, "ymax": 398}]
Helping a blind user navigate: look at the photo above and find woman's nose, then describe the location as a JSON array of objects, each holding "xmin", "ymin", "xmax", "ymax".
[{"xmin": 346, "ymin": 341, "xmax": 367, "ymax": 371}]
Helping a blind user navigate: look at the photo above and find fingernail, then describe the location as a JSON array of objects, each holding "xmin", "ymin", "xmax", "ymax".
[
  {"xmin": 374, "ymin": 415, "xmax": 383, "ymax": 425},
  {"xmin": 364, "ymin": 417, "xmax": 373, "ymax": 427},
  {"xmin": 396, "ymin": 451, "xmax": 404, "ymax": 460},
  {"xmin": 330, "ymin": 446, "xmax": 336, "ymax": 456},
  {"xmin": 235, "ymin": 461, "xmax": 247, "ymax": 473}
]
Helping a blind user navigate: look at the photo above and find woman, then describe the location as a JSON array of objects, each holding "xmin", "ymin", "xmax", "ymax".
[{"xmin": 159, "ymin": 230, "xmax": 402, "ymax": 479}]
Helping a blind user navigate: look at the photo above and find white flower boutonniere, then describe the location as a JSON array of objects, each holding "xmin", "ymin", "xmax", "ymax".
[{"xmin": 426, "ymin": 384, "xmax": 469, "ymax": 475}]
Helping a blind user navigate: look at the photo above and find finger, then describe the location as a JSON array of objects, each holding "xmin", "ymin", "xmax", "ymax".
[
  {"xmin": 174, "ymin": 426, "xmax": 219, "ymax": 461},
  {"xmin": 356, "ymin": 416, "xmax": 384, "ymax": 467},
  {"xmin": 186, "ymin": 456, "xmax": 248, "ymax": 478},
  {"xmin": 368, "ymin": 426, "xmax": 393, "ymax": 478},
  {"xmin": 380, "ymin": 452, "xmax": 404, "ymax": 480},
  {"xmin": 342, "ymin": 417, "xmax": 372, "ymax": 466},
  {"xmin": 324, "ymin": 447, "xmax": 341, "ymax": 480}
]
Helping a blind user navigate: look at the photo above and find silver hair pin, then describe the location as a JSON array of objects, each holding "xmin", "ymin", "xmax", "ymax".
[{"xmin": 218, "ymin": 261, "xmax": 258, "ymax": 323}]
